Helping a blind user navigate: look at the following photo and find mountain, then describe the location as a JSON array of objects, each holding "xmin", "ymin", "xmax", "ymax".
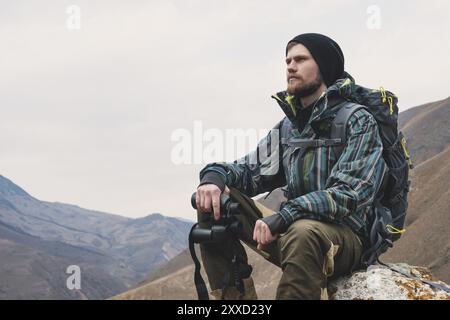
[
  {"xmin": 0, "ymin": 175, "xmax": 192, "ymax": 299},
  {"xmin": 398, "ymin": 96, "xmax": 450, "ymax": 166},
  {"xmin": 382, "ymin": 147, "xmax": 450, "ymax": 281},
  {"xmin": 0, "ymin": 222, "xmax": 128, "ymax": 299},
  {"xmin": 112, "ymin": 96, "xmax": 450, "ymax": 299},
  {"xmin": 111, "ymin": 244, "xmax": 281, "ymax": 300},
  {"xmin": 381, "ymin": 96, "xmax": 450, "ymax": 281}
]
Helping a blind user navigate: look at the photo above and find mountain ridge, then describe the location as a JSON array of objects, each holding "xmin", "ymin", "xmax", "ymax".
[{"xmin": 0, "ymin": 175, "xmax": 192, "ymax": 299}]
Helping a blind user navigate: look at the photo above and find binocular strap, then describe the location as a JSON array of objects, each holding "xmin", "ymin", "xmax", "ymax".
[{"xmin": 189, "ymin": 223, "xmax": 210, "ymax": 300}]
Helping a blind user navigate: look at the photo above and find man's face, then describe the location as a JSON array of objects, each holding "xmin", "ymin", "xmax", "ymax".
[{"xmin": 285, "ymin": 43, "xmax": 324, "ymax": 97}]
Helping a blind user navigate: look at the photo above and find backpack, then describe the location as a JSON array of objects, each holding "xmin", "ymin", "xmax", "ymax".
[{"xmin": 330, "ymin": 87, "xmax": 413, "ymax": 267}]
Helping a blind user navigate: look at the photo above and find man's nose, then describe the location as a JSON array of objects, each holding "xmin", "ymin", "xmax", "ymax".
[{"xmin": 287, "ymin": 62, "xmax": 297, "ymax": 74}]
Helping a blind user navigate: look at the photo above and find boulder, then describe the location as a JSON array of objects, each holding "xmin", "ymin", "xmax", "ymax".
[{"xmin": 329, "ymin": 263, "xmax": 450, "ymax": 300}]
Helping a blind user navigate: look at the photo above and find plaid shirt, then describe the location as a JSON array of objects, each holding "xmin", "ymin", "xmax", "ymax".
[{"xmin": 199, "ymin": 76, "xmax": 387, "ymax": 237}]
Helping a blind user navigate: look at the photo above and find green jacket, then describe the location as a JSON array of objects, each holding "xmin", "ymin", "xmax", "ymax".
[{"xmin": 199, "ymin": 74, "xmax": 387, "ymax": 238}]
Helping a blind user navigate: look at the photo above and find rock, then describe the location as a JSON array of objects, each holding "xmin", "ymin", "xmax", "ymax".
[{"xmin": 329, "ymin": 263, "xmax": 450, "ymax": 300}]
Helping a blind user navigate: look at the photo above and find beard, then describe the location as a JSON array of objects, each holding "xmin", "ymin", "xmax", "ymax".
[{"xmin": 287, "ymin": 72, "xmax": 323, "ymax": 97}]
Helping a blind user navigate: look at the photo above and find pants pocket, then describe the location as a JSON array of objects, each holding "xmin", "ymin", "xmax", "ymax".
[{"xmin": 323, "ymin": 241, "xmax": 339, "ymax": 277}]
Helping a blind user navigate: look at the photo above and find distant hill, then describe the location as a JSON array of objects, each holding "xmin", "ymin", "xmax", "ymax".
[
  {"xmin": 0, "ymin": 222, "xmax": 127, "ymax": 299},
  {"xmin": 382, "ymin": 147, "xmax": 450, "ymax": 282},
  {"xmin": 398, "ymin": 96, "xmax": 450, "ymax": 166},
  {"xmin": 382, "ymin": 96, "xmax": 450, "ymax": 282},
  {"xmin": 0, "ymin": 175, "xmax": 192, "ymax": 299},
  {"xmin": 112, "ymin": 96, "xmax": 450, "ymax": 299},
  {"xmin": 111, "ymin": 244, "xmax": 280, "ymax": 300}
]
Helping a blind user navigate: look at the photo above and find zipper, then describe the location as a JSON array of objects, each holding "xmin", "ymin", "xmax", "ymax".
[
  {"xmin": 295, "ymin": 131, "xmax": 317, "ymax": 196},
  {"xmin": 287, "ymin": 128, "xmax": 302, "ymax": 197},
  {"xmin": 296, "ymin": 148, "xmax": 309, "ymax": 196},
  {"xmin": 288, "ymin": 148, "xmax": 299, "ymax": 198}
]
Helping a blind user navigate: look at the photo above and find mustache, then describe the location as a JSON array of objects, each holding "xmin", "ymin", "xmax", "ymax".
[{"xmin": 287, "ymin": 75, "xmax": 302, "ymax": 80}]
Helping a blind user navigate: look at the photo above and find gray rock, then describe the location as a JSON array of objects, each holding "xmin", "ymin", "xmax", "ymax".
[{"xmin": 330, "ymin": 263, "xmax": 450, "ymax": 300}]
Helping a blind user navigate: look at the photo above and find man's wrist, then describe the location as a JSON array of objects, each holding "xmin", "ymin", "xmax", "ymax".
[
  {"xmin": 261, "ymin": 213, "xmax": 288, "ymax": 235},
  {"xmin": 198, "ymin": 171, "xmax": 226, "ymax": 192}
]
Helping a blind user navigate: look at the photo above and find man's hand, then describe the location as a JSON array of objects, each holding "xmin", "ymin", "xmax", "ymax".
[
  {"xmin": 196, "ymin": 184, "xmax": 231, "ymax": 221},
  {"xmin": 253, "ymin": 219, "xmax": 277, "ymax": 251}
]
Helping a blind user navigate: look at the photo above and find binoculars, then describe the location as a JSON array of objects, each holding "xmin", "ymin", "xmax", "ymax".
[{"xmin": 190, "ymin": 192, "xmax": 242, "ymax": 243}]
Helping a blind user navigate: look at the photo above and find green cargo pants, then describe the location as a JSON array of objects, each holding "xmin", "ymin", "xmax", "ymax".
[{"xmin": 197, "ymin": 186, "xmax": 364, "ymax": 300}]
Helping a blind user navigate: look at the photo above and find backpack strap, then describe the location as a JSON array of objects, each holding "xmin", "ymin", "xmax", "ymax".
[
  {"xmin": 330, "ymin": 102, "xmax": 367, "ymax": 159},
  {"xmin": 280, "ymin": 115, "xmax": 342, "ymax": 149},
  {"xmin": 280, "ymin": 117, "xmax": 292, "ymax": 141},
  {"xmin": 281, "ymin": 137, "xmax": 342, "ymax": 148}
]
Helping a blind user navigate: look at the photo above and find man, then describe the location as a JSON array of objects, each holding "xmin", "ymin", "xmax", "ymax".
[{"xmin": 195, "ymin": 33, "xmax": 387, "ymax": 299}]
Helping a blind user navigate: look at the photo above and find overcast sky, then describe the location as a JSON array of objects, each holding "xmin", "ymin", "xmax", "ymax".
[{"xmin": 1, "ymin": 0, "xmax": 449, "ymax": 220}]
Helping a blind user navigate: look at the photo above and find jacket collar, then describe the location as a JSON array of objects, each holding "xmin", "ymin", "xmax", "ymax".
[{"xmin": 272, "ymin": 72, "xmax": 356, "ymax": 128}]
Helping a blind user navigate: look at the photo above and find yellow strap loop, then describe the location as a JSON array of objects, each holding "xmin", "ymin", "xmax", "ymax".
[
  {"xmin": 386, "ymin": 224, "xmax": 406, "ymax": 234},
  {"xmin": 400, "ymin": 137, "xmax": 413, "ymax": 167},
  {"xmin": 380, "ymin": 86, "xmax": 387, "ymax": 103},
  {"xmin": 387, "ymin": 96, "xmax": 394, "ymax": 115}
]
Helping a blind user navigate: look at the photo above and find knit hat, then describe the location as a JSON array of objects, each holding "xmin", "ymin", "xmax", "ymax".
[{"xmin": 286, "ymin": 33, "xmax": 345, "ymax": 86}]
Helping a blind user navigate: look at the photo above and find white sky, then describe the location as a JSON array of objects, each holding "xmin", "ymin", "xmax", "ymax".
[{"xmin": 1, "ymin": 0, "xmax": 449, "ymax": 220}]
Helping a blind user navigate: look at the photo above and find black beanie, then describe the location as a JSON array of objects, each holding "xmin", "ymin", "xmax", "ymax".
[{"xmin": 286, "ymin": 33, "xmax": 345, "ymax": 87}]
